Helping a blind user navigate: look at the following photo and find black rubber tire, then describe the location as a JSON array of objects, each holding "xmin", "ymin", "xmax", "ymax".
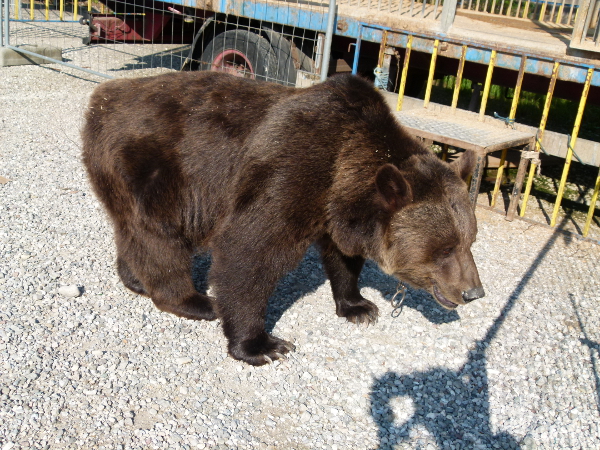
[
  {"xmin": 263, "ymin": 29, "xmax": 314, "ymax": 86},
  {"xmin": 199, "ymin": 30, "xmax": 279, "ymax": 83}
]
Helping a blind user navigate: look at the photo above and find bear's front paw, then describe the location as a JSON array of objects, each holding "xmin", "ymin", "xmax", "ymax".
[
  {"xmin": 336, "ymin": 297, "xmax": 379, "ymax": 325},
  {"xmin": 229, "ymin": 333, "xmax": 295, "ymax": 366}
]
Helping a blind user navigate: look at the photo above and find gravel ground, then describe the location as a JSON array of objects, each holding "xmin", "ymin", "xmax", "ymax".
[{"xmin": 1, "ymin": 61, "xmax": 600, "ymax": 450}]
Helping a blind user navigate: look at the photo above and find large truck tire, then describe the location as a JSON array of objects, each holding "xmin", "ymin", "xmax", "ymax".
[
  {"xmin": 262, "ymin": 28, "xmax": 314, "ymax": 87},
  {"xmin": 199, "ymin": 29, "xmax": 279, "ymax": 83}
]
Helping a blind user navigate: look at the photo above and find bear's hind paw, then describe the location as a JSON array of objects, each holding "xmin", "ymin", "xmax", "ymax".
[{"xmin": 154, "ymin": 293, "xmax": 218, "ymax": 321}]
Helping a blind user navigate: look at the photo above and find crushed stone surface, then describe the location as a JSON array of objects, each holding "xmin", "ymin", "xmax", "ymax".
[{"xmin": 1, "ymin": 63, "xmax": 599, "ymax": 450}]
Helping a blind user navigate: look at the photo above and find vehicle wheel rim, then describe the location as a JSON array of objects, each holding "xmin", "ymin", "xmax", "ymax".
[{"xmin": 211, "ymin": 49, "xmax": 255, "ymax": 78}]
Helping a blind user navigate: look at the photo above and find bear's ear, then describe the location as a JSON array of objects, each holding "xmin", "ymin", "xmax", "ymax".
[
  {"xmin": 375, "ymin": 164, "xmax": 413, "ymax": 212},
  {"xmin": 450, "ymin": 149, "xmax": 477, "ymax": 182}
]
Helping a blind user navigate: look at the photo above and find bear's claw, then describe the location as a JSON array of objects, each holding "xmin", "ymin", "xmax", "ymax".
[
  {"xmin": 337, "ymin": 298, "xmax": 379, "ymax": 325},
  {"xmin": 229, "ymin": 333, "xmax": 295, "ymax": 366}
]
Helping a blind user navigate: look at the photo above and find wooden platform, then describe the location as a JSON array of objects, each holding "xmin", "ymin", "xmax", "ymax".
[{"xmin": 394, "ymin": 108, "xmax": 535, "ymax": 211}]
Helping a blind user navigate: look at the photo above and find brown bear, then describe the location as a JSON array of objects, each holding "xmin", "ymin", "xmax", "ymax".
[{"xmin": 82, "ymin": 72, "xmax": 484, "ymax": 366}]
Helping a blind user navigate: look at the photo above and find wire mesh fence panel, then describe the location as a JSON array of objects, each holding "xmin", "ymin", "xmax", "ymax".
[
  {"xmin": 457, "ymin": 0, "xmax": 582, "ymax": 26},
  {"xmin": 337, "ymin": 0, "xmax": 444, "ymax": 20},
  {"xmin": 2, "ymin": 0, "xmax": 329, "ymax": 82}
]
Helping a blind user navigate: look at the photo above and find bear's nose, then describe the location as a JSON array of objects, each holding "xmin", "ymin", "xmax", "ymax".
[{"xmin": 462, "ymin": 286, "xmax": 485, "ymax": 303}]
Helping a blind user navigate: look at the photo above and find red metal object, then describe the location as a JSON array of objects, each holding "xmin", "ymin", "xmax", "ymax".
[
  {"xmin": 211, "ymin": 49, "xmax": 256, "ymax": 78},
  {"xmin": 90, "ymin": 13, "xmax": 171, "ymax": 42}
]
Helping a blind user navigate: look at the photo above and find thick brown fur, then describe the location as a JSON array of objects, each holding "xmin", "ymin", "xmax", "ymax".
[{"xmin": 82, "ymin": 72, "xmax": 484, "ymax": 366}]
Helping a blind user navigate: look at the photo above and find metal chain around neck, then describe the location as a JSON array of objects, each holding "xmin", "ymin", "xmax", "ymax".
[{"xmin": 390, "ymin": 282, "xmax": 407, "ymax": 318}]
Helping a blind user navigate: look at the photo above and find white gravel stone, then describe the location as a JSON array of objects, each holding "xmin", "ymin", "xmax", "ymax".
[
  {"xmin": 57, "ymin": 285, "xmax": 82, "ymax": 298},
  {"xmin": 175, "ymin": 357, "xmax": 192, "ymax": 365}
]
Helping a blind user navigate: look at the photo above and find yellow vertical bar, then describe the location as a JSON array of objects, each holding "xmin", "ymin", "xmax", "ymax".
[
  {"xmin": 479, "ymin": 49, "xmax": 496, "ymax": 121},
  {"xmin": 522, "ymin": 0, "xmax": 530, "ymax": 17},
  {"xmin": 30, "ymin": 0, "xmax": 34, "ymax": 20},
  {"xmin": 556, "ymin": 3, "xmax": 564, "ymax": 24},
  {"xmin": 491, "ymin": 55, "xmax": 527, "ymax": 208},
  {"xmin": 490, "ymin": 149, "xmax": 509, "ymax": 208},
  {"xmin": 88, "ymin": 0, "xmax": 92, "ymax": 12},
  {"xmin": 550, "ymin": 67, "xmax": 593, "ymax": 227},
  {"xmin": 539, "ymin": 0, "xmax": 547, "ymax": 20},
  {"xmin": 74, "ymin": 0, "xmax": 78, "ymax": 19},
  {"xmin": 451, "ymin": 45, "xmax": 467, "ymax": 111},
  {"xmin": 423, "ymin": 39, "xmax": 440, "ymax": 109},
  {"xmin": 396, "ymin": 35, "xmax": 413, "ymax": 112},
  {"xmin": 15, "ymin": 0, "xmax": 19, "ymax": 20},
  {"xmin": 508, "ymin": 56, "xmax": 527, "ymax": 120},
  {"xmin": 583, "ymin": 169, "xmax": 600, "ymax": 236},
  {"xmin": 60, "ymin": 0, "xmax": 64, "ymax": 21},
  {"xmin": 521, "ymin": 61, "xmax": 559, "ymax": 216},
  {"xmin": 45, "ymin": 0, "xmax": 49, "ymax": 21},
  {"xmin": 377, "ymin": 31, "xmax": 388, "ymax": 68}
]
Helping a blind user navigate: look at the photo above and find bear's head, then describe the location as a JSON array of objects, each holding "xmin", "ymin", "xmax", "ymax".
[{"xmin": 373, "ymin": 150, "xmax": 485, "ymax": 310}]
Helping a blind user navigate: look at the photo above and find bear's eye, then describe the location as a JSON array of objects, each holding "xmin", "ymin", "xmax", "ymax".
[{"xmin": 441, "ymin": 247, "xmax": 454, "ymax": 256}]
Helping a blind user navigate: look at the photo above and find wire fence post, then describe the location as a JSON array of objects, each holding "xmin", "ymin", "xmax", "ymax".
[
  {"xmin": 0, "ymin": 0, "xmax": 3, "ymax": 48},
  {"xmin": 440, "ymin": 0, "xmax": 458, "ymax": 32},
  {"xmin": 2, "ymin": 0, "xmax": 10, "ymax": 47},
  {"xmin": 320, "ymin": 0, "xmax": 337, "ymax": 82}
]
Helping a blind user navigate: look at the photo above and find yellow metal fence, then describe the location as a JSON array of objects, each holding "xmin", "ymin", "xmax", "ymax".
[
  {"xmin": 395, "ymin": 33, "xmax": 600, "ymax": 238},
  {"xmin": 11, "ymin": 0, "xmax": 106, "ymax": 22}
]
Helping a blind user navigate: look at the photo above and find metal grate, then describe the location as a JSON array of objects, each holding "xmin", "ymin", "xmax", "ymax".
[
  {"xmin": 396, "ymin": 111, "xmax": 534, "ymax": 150},
  {"xmin": 1, "ymin": 0, "xmax": 330, "ymax": 82}
]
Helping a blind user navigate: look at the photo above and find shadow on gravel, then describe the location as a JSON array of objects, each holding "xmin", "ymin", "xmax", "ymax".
[
  {"xmin": 570, "ymin": 294, "xmax": 600, "ymax": 416},
  {"xmin": 191, "ymin": 246, "xmax": 460, "ymax": 334},
  {"xmin": 369, "ymin": 218, "xmax": 572, "ymax": 449},
  {"xmin": 106, "ymin": 46, "xmax": 190, "ymax": 73}
]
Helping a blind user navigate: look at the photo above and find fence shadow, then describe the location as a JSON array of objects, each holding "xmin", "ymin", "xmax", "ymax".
[
  {"xmin": 369, "ymin": 217, "xmax": 571, "ymax": 449},
  {"xmin": 570, "ymin": 294, "xmax": 600, "ymax": 416},
  {"xmin": 105, "ymin": 45, "xmax": 190, "ymax": 72}
]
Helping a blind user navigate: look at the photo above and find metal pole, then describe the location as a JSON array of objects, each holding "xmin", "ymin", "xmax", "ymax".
[
  {"xmin": 396, "ymin": 34, "xmax": 412, "ymax": 111},
  {"xmin": 583, "ymin": 168, "xmax": 600, "ymax": 236},
  {"xmin": 550, "ymin": 67, "xmax": 593, "ymax": 227},
  {"xmin": 451, "ymin": 45, "xmax": 467, "ymax": 111},
  {"xmin": 3, "ymin": 0, "xmax": 9, "ymax": 47},
  {"xmin": 320, "ymin": 0, "xmax": 337, "ymax": 82},
  {"xmin": 1, "ymin": 0, "xmax": 4, "ymax": 47},
  {"xmin": 351, "ymin": 26, "xmax": 362, "ymax": 75},
  {"xmin": 423, "ymin": 39, "xmax": 439, "ymax": 109},
  {"xmin": 491, "ymin": 55, "xmax": 527, "ymax": 208},
  {"xmin": 6, "ymin": 45, "xmax": 114, "ymax": 79},
  {"xmin": 479, "ymin": 49, "xmax": 497, "ymax": 121},
  {"xmin": 520, "ymin": 61, "xmax": 559, "ymax": 216},
  {"xmin": 440, "ymin": 0, "xmax": 458, "ymax": 32}
]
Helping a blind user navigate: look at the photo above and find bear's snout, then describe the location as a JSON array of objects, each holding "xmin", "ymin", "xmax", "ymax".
[{"xmin": 462, "ymin": 286, "xmax": 485, "ymax": 303}]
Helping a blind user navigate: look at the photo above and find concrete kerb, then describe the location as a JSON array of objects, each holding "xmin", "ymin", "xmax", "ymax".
[{"xmin": 0, "ymin": 44, "xmax": 63, "ymax": 67}]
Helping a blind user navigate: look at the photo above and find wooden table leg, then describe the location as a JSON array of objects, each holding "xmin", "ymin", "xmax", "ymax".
[
  {"xmin": 468, "ymin": 152, "xmax": 486, "ymax": 208},
  {"xmin": 506, "ymin": 146, "xmax": 531, "ymax": 221}
]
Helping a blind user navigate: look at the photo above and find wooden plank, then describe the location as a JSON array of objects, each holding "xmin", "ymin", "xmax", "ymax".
[{"xmin": 399, "ymin": 125, "xmax": 486, "ymax": 152}]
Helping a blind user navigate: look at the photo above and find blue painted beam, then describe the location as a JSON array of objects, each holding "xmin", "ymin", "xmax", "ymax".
[{"xmin": 165, "ymin": 0, "xmax": 600, "ymax": 86}]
